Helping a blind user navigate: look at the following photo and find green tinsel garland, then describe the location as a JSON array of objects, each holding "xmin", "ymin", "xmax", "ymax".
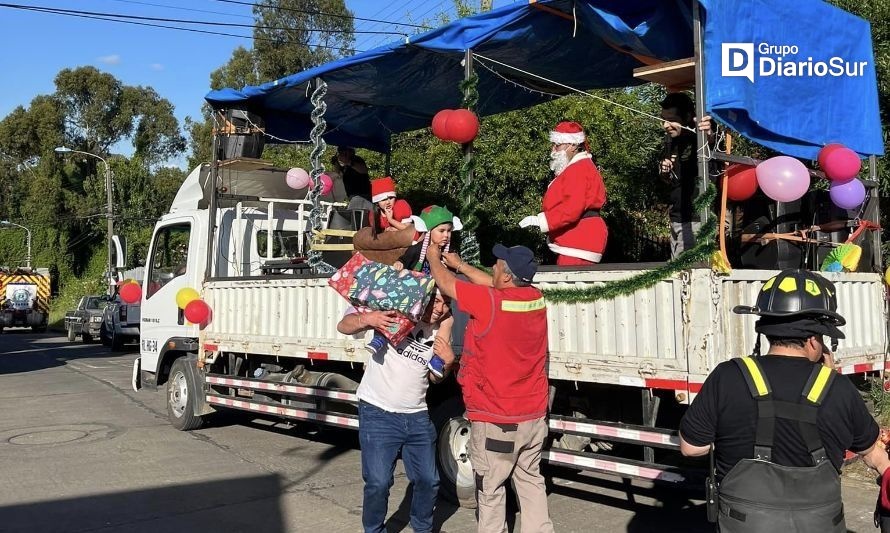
[
  {"xmin": 458, "ymin": 73, "xmax": 481, "ymax": 265},
  {"xmin": 540, "ymin": 183, "xmax": 719, "ymax": 303}
]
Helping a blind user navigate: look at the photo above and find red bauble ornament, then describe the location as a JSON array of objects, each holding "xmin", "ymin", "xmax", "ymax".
[
  {"xmin": 431, "ymin": 109, "xmax": 454, "ymax": 141},
  {"xmin": 725, "ymin": 163, "xmax": 759, "ymax": 201},
  {"xmin": 184, "ymin": 299, "xmax": 211, "ymax": 324},
  {"xmin": 446, "ymin": 108, "xmax": 480, "ymax": 144}
]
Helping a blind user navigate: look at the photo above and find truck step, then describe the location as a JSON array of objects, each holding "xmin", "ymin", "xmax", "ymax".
[
  {"xmin": 548, "ymin": 415, "xmax": 680, "ymax": 450},
  {"xmin": 543, "ymin": 448, "xmax": 701, "ymax": 487},
  {"xmin": 205, "ymin": 394, "xmax": 359, "ymax": 429},
  {"xmin": 205, "ymin": 373, "xmax": 358, "ymax": 403}
]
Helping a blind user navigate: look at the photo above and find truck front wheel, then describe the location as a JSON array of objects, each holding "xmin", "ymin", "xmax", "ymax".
[
  {"xmin": 167, "ymin": 358, "xmax": 204, "ymax": 431},
  {"xmin": 431, "ymin": 396, "xmax": 477, "ymax": 509}
]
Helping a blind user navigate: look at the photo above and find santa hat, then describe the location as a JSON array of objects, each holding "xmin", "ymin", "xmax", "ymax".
[
  {"xmin": 370, "ymin": 176, "xmax": 397, "ymax": 204},
  {"xmin": 549, "ymin": 121, "xmax": 586, "ymax": 145}
]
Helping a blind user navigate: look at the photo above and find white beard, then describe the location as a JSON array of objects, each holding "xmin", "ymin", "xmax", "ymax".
[{"xmin": 549, "ymin": 150, "xmax": 569, "ymax": 175}]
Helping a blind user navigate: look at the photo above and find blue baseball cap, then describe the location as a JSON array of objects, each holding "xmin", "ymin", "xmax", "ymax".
[{"xmin": 492, "ymin": 244, "xmax": 538, "ymax": 283}]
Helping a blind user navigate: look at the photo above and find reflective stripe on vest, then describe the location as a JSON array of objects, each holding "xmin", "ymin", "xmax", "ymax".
[{"xmin": 500, "ymin": 298, "xmax": 545, "ymax": 313}]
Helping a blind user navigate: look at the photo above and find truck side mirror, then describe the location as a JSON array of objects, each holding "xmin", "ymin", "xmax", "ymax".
[{"xmin": 112, "ymin": 235, "xmax": 127, "ymax": 269}]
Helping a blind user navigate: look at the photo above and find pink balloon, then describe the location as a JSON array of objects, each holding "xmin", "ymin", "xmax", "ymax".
[
  {"xmin": 755, "ymin": 156, "xmax": 810, "ymax": 202},
  {"xmin": 818, "ymin": 143, "xmax": 861, "ymax": 182},
  {"xmin": 312, "ymin": 173, "xmax": 334, "ymax": 195},
  {"xmin": 829, "ymin": 178, "xmax": 866, "ymax": 209},
  {"xmin": 285, "ymin": 168, "xmax": 311, "ymax": 189}
]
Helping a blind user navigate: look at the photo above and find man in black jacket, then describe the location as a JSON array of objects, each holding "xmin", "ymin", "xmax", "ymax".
[{"xmin": 680, "ymin": 269, "xmax": 889, "ymax": 532}]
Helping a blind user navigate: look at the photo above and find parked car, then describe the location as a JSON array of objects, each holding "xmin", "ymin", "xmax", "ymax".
[
  {"xmin": 64, "ymin": 295, "xmax": 109, "ymax": 343},
  {"xmin": 100, "ymin": 297, "xmax": 141, "ymax": 351}
]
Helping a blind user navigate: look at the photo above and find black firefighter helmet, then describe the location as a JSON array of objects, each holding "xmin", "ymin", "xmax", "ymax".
[{"xmin": 733, "ymin": 269, "xmax": 845, "ymax": 340}]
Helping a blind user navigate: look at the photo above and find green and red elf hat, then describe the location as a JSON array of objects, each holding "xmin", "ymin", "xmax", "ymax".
[{"xmin": 410, "ymin": 205, "xmax": 463, "ymax": 232}]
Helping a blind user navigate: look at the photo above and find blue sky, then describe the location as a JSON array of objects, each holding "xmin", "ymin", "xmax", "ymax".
[{"xmin": 0, "ymin": 1, "xmax": 509, "ymax": 165}]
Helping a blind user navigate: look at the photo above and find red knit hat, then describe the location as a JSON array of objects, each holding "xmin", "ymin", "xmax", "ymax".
[
  {"xmin": 370, "ymin": 176, "xmax": 397, "ymax": 203},
  {"xmin": 549, "ymin": 121, "xmax": 586, "ymax": 145}
]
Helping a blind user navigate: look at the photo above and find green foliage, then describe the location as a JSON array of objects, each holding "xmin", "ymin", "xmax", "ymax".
[
  {"xmin": 187, "ymin": 1, "xmax": 356, "ymax": 169},
  {"xmin": 0, "ymin": 66, "xmax": 186, "ymax": 302},
  {"xmin": 356, "ymin": 88, "xmax": 668, "ymax": 265},
  {"xmin": 252, "ymin": 0, "xmax": 355, "ymax": 82}
]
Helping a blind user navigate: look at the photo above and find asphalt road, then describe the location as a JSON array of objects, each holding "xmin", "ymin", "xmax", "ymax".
[{"xmin": 0, "ymin": 331, "xmax": 883, "ymax": 532}]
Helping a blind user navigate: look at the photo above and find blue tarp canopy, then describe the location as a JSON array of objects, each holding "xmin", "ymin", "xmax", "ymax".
[{"xmin": 206, "ymin": 0, "xmax": 882, "ymax": 159}]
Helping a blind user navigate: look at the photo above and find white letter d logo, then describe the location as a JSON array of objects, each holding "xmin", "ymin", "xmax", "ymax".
[{"xmin": 722, "ymin": 43, "xmax": 754, "ymax": 82}]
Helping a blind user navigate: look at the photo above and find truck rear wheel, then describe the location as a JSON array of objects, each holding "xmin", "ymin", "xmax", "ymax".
[
  {"xmin": 431, "ymin": 396, "xmax": 477, "ymax": 509},
  {"xmin": 67, "ymin": 325, "xmax": 77, "ymax": 341},
  {"xmin": 167, "ymin": 358, "xmax": 204, "ymax": 431}
]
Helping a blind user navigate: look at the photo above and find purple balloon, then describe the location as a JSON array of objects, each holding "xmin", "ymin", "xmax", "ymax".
[
  {"xmin": 755, "ymin": 156, "xmax": 810, "ymax": 202},
  {"xmin": 829, "ymin": 178, "xmax": 866, "ymax": 209},
  {"xmin": 285, "ymin": 168, "xmax": 310, "ymax": 189}
]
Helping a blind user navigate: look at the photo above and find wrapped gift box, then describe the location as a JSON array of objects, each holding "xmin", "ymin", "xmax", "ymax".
[{"xmin": 329, "ymin": 252, "xmax": 435, "ymax": 321}]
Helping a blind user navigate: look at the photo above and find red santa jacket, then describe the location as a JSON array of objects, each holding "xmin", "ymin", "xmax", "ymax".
[{"xmin": 539, "ymin": 153, "xmax": 608, "ymax": 262}]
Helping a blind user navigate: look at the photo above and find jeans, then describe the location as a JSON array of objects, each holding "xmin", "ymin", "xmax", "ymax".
[{"xmin": 359, "ymin": 400, "xmax": 439, "ymax": 533}]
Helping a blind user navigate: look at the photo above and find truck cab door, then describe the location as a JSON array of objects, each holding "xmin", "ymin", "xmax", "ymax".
[{"xmin": 139, "ymin": 217, "xmax": 199, "ymax": 374}]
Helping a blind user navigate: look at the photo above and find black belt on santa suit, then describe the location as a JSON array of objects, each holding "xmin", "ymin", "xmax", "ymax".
[{"xmin": 581, "ymin": 210, "xmax": 601, "ymax": 219}]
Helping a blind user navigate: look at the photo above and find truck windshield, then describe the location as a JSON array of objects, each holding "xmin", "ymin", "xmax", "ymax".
[{"xmin": 85, "ymin": 297, "xmax": 107, "ymax": 310}]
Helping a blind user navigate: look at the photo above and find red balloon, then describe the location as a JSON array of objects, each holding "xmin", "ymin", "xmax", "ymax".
[
  {"xmin": 431, "ymin": 109, "xmax": 454, "ymax": 141},
  {"xmin": 817, "ymin": 143, "xmax": 843, "ymax": 170},
  {"xmin": 446, "ymin": 108, "xmax": 480, "ymax": 144},
  {"xmin": 119, "ymin": 282, "xmax": 142, "ymax": 304},
  {"xmin": 725, "ymin": 163, "xmax": 758, "ymax": 201},
  {"xmin": 818, "ymin": 143, "xmax": 861, "ymax": 182},
  {"xmin": 184, "ymin": 299, "xmax": 211, "ymax": 324}
]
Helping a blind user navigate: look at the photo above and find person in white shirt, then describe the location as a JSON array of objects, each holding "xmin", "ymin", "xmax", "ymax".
[{"xmin": 337, "ymin": 291, "xmax": 455, "ymax": 533}]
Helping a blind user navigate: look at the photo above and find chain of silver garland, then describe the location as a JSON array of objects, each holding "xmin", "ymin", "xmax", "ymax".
[{"xmin": 308, "ymin": 78, "xmax": 335, "ymax": 274}]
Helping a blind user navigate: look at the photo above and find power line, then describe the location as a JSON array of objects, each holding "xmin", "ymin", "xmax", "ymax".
[
  {"xmin": 212, "ymin": 0, "xmax": 431, "ymax": 29},
  {"xmin": 358, "ymin": 0, "xmax": 419, "ymax": 51},
  {"xmin": 0, "ymin": 3, "xmax": 404, "ymax": 35},
  {"xmin": 105, "ymin": 0, "xmax": 252, "ymax": 19},
  {"xmin": 0, "ymin": 3, "xmax": 364, "ymax": 52}
]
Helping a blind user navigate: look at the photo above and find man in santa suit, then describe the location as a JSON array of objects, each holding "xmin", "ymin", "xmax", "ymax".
[{"xmin": 520, "ymin": 121, "xmax": 608, "ymax": 266}]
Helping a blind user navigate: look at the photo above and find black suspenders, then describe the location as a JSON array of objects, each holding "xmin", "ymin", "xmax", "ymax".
[{"xmin": 733, "ymin": 357, "xmax": 837, "ymax": 466}]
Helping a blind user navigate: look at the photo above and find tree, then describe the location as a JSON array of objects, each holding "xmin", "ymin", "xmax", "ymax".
[
  {"xmin": 0, "ymin": 67, "xmax": 186, "ymax": 278},
  {"xmin": 54, "ymin": 67, "xmax": 186, "ymax": 167},
  {"xmin": 253, "ymin": 0, "xmax": 355, "ymax": 81},
  {"xmin": 187, "ymin": 1, "xmax": 356, "ymax": 169}
]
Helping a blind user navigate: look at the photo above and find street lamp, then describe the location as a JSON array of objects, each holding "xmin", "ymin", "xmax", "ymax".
[
  {"xmin": 55, "ymin": 147, "xmax": 114, "ymax": 285},
  {"xmin": 0, "ymin": 220, "xmax": 32, "ymax": 269}
]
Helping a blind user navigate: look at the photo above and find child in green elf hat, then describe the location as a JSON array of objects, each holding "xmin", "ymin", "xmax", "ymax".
[
  {"xmin": 394, "ymin": 205, "xmax": 463, "ymax": 273},
  {"xmin": 365, "ymin": 205, "xmax": 461, "ymax": 359}
]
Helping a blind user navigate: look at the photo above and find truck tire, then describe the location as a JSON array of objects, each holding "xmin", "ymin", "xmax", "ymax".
[
  {"xmin": 110, "ymin": 330, "xmax": 125, "ymax": 351},
  {"xmin": 431, "ymin": 396, "xmax": 477, "ymax": 509},
  {"xmin": 67, "ymin": 325, "xmax": 77, "ymax": 341},
  {"xmin": 82, "ymin": 332, "xmax": 93, "ymax": 344},
  {"xmin": 167, "ymin": 358, "xmax": 204, "ymax": 431},
  {"xmin": 32, "ymin": 326, "xmax": 46, "ymax": 333}
]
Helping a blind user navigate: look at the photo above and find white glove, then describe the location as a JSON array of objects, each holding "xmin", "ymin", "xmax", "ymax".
[{"xmin": 519, "ymin": 215, "xmax": 540, "ymax": 229}]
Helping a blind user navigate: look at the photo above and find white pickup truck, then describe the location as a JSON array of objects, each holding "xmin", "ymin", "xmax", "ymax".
[{"xmin": 133, "ymin": 162, "xmax": 887, "ymax": 506}]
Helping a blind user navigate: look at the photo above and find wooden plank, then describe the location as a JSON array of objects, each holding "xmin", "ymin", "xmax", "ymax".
[{"xmin": 633, "ymin": 58, "xmax": 695, "ymax": 88}]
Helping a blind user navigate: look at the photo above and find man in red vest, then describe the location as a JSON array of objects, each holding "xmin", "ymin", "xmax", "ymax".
[{"xmin": 426, "ymin": 243, "xmax": 554, "ymax": 533}]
